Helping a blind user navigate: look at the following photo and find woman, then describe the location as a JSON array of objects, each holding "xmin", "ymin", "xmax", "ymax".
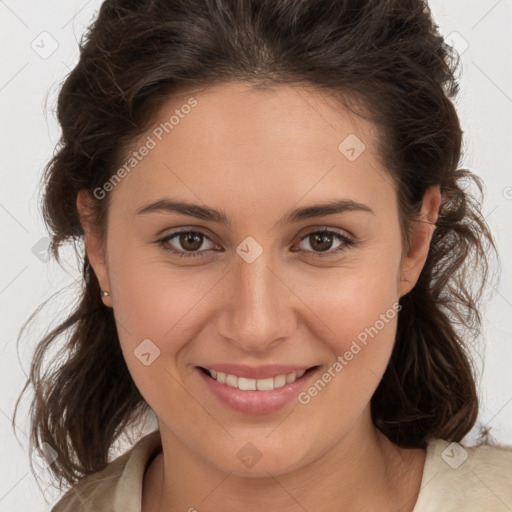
[{"xmin": 14, "ymin": 0, "xmax": 512, "ymax": 510}]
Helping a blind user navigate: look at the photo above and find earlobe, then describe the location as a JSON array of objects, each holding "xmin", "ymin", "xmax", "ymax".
[
  {"xmin": 398, "ymin": 185, "xmax": 442, "ymax": 297},
  {"xmin": 76, "ymin": 190, "xmax": 112, "ymax": 307}
]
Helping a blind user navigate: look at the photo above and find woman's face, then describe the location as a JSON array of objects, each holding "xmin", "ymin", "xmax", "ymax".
[{"xmin": 82, "ymin": 82, "xmax": 438, "ymax": 476}]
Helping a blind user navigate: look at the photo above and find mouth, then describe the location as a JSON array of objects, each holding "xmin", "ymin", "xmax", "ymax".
[
  {"xmin": 196, "ymin": 364, "xmax": 321, "ymax": 415},
  {"xmin": 197, "ymin": 365, "xmax": 320, "ymax": 391}
]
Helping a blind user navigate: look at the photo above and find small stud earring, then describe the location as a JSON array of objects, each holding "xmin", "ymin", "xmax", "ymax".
[{"xmin": 102, "ymin": 291, "xmax": 110, "ymax": 297}]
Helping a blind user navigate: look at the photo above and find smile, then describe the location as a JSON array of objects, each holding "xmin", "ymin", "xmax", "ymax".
[{"xmin": 200, "ymin": 367, "xmax": 308, "ymax": 391}]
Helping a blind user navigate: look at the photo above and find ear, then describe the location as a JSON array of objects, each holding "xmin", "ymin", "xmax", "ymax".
[
  {"xmin": 76, "ymin": 190, "xmax": 112, "ymax": 307},
  {"xmin": 398, "ymin": 185, "xmax": 442, "ymax": 297}
]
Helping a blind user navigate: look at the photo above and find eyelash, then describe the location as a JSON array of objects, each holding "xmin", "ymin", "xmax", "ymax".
[{"xmin": 156, "ymin": 228, "xmax": 356, "ymax": 259}]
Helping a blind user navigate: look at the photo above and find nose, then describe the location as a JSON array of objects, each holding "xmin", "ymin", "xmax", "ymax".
[{"xmin": 215, "ymin": 247, "xmax": 297, "ymax": 353}]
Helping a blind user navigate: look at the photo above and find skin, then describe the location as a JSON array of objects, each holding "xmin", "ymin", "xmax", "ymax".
[{"xmin": 78, "ymin": 82, "xmax": 440, "ymax": 512}]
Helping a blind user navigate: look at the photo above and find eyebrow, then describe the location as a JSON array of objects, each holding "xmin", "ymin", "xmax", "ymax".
[{"xmin": 137, "ymin": 197, "xmax": 375, "ymax": 226}]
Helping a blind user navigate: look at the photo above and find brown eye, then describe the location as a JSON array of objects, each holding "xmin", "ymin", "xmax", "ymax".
[
  {"xmin": 158, "ymin": 230, "xmax": 216, "ymax": 258},
  {"xmin": 295, "ymin": 229, "xmax": 355, "ymax": 258},
  {"xmin": 308, "ymin": 232, "xmax": 335, "ymax": 252},
  {"xmin": 177, "ymin": 232, "xmax": 204, "ymax": 251}
]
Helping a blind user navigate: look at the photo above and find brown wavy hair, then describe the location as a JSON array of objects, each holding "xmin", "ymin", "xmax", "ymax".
[{"xmin": 14, "ymin": 0, "xmax": 499, "ymax": 492}]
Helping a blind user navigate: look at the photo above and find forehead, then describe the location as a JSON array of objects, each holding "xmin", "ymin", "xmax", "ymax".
[
  {"xmin": 145, "ymin": 81, "xmax": 379, "ymax": 152},
  {"xmin": 109, "ymin": 82, "xmax": 395, "ymax": 219}
]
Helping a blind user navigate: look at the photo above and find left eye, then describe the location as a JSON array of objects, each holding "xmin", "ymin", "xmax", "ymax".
[
  {"xmin": 158, "ymin": 231, "xmax": 217, "ymax": 258},
  {"xmin": 157, "ymin": 229, "xmax": 356, "ymax": 259}
]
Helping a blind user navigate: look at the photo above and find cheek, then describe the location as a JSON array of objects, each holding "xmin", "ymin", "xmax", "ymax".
[
  {"xmin": 294, "ymin": 275, "xmax": 400, "ymax": 433},
  {"xmin": 106, "ymin": 251, "xmax": 208, "ymax": 407},
  {"xmin": 108, "ymin": 253, "xmax": 220, "ymax": 356},
  {"xmin": 307, "ymin": 273, "xmax": 400, "ymax": 374},
  {"xmin": 296, "ymin": 246, "xmax": 401, "ymax": 351}
]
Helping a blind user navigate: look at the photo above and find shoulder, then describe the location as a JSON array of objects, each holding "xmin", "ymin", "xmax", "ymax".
[
  {"xmin": 50, "ymin": 430, "xmax": 162, "ymax": 512},
  {"xmin": 413, "ymin": 437, "xmax": 512, "ymax": 512}
]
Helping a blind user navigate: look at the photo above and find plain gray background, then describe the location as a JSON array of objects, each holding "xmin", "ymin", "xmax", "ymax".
[{"xmin": 1, "ymin": 1, "xmax": 511, "ymax": 510}]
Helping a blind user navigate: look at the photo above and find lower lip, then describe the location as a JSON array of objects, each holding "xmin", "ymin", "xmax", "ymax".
[{"xmin": 196, "ymin": 366, "xmax": 319, "ymax": 415}]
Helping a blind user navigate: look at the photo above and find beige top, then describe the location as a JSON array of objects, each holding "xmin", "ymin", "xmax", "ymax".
[{"xmin": 51, "ymin": 430, "xmax": 512, "ymax": 511}]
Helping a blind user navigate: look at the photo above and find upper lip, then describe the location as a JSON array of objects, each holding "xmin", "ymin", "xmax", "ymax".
[{"xmin": 197, "ymin": 364, "xmax": 317, "ymax": 380}]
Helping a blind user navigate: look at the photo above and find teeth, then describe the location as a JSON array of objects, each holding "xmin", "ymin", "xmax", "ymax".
[{"xmin": 206, "ymin": 368, "xmax": 307, "ymax": 391}]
